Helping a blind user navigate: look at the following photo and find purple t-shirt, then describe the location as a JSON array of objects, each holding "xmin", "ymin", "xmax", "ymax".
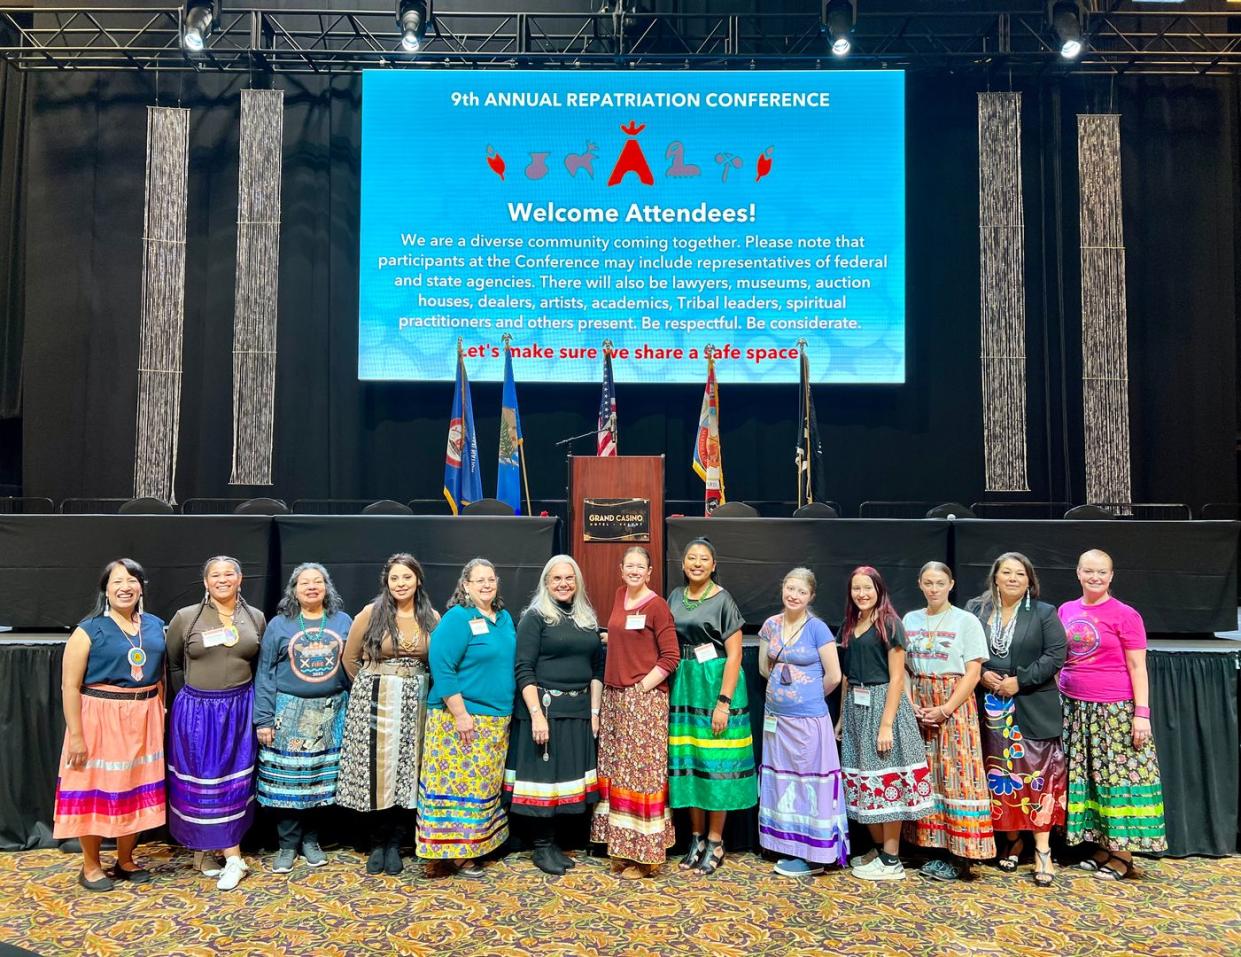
[
  {"xmin": 1057, "ymin": 596, "xmax": 1146, "ymax": 703},
  {"xmin": 759, "ymin": 614, "xmax": 835, "ymax": 718}
]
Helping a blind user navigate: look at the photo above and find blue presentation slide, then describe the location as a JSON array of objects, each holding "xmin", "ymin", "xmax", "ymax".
[{"xmin": 359, "ymin": 71, "xmax": 905, "ymax": 384}]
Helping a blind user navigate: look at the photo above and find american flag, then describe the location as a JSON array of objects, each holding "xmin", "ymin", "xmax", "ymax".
[{"xmin": 596, "ymin": 348, "xmax": 617, "ymax": 456}]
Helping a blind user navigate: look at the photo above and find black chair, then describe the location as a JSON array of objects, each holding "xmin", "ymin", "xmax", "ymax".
[
  {"xmin": 462, "ymin": 498, "xmax": 515, "ymax": 516},
  {"xmin": 858, "ymin": 500, "xmax": 936, "ymax": 519},
  {"xmin": 711, "ymin": 501, "xmax": 759, "ymax": 518},
  {"xmin": 792, "ymin": 502, "xmax": 839, "ymax": 518},
  {"xmin": 1063, "ymin": 504, "xmax": 1116, "ymax": 520},
  {"xmin": 925, "ymin": 502, "xmax": 976, "ymax": 519},
  {"xmin": 118, "ymin": 496, "xmax": 174, "ymax": 514},
  {"xmin": 362, "ymin": 499, "xmax": 414, "ymax": 515},
  {"xmin": 0, "ymin": 497, "xmax": 55, "ymax": 514},
  {"xmin": 233, "ymin": 497, "xmax": 289, "ymax": 515}
]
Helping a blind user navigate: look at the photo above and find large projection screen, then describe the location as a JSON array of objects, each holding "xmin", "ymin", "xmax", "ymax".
[{"xmin": 359, "ymin": 70, "xmax": 905, "ymax": 384}]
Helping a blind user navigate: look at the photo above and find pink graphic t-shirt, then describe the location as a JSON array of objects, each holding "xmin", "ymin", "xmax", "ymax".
[{"xmin": 1057, "ymin": 596, "xmax": 1146, "ymax": 703}]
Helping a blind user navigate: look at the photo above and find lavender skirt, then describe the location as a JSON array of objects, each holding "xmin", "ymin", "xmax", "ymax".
[
  {"xmin": 759, "ymin": 711, "xmax": 851, "ymax": 866},
  {"xmin": 167, "ymin": 684, "xmax": 258, "ymax": 850}
]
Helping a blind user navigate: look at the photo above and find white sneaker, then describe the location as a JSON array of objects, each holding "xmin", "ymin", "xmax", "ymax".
[
  {"xmin": 849, "ymin": 849, "xmax": 879, "ymax": 870},
  {"xmin": 853, "ymin": 856, "xmax": 905, "ymax": 882},
  {"xmin": 216, "ymin": 856, "xmax": 249, "ymax": 891}
]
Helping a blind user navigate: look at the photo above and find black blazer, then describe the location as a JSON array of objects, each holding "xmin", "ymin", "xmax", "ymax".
[{"xmin": 972, "ymin": 600, "xmax": 1068, "ymax": 742}]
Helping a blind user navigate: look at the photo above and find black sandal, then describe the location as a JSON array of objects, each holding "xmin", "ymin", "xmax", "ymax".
[
  {"xmin": 1095, "ymin": 855, "xmax": 1133, "ymax": 881},
  {"xmin": 1032, "ymin": 849, "xmax": 1055, "ymax": 888},
  {"xmin": 678, "ymin": 834, "xmax": 706, "ymax": 871},
  {"xmin": 997, "ymin": 837, "xmax": 1025, "ymax": 873},
  {"xmin": 694, "ymin": 840, "xmax": 725, "ymax": 876}
]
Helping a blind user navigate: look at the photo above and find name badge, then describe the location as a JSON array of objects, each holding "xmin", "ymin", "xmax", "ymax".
[
  {"xmin": 693, "ymin": 643, "xmax": 720, "ymax": 663},
  {"xmin": 202, "ymin": 627, "xmax": 237, "ymax": 649},
  {"xmin": 762, "ymin": 713, "xmax": 778, "ymax": 734},
  {"xmin": 852, "ymin": 686, "xmax": 872, "ymax": 707},
  {"xmin": 625, "ymin": 614, "xmax": 646, "ymax": 630},
  {"xmin": 469, "ymin": 618, "xmax": 490, "ymax": 636}
]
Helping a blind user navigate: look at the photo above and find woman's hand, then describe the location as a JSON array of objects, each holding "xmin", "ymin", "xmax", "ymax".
[
  {"xmin": 921, "ymin": 705, "xmax": 948, "ymax": 726},
  {"xmin": 454, "ymin": 712, "xmax": 476, "ymax": 749},
  {"xmin": 591, "ymin": 713, "xmax": 600, "ymax": 737},
  {"xmin": 256, "ymin": 727, "xmax": 274, "ymax": 747},
  {"xmin": 997, "ymin": 676, "xmax": 1019, "ymax": 697},
  {"xmin": 711, "ymin": 703, "xmax": 730, "ymax": 735},
  {"xmin": 1132, "ymin": 715, "xmax": 1152, "ymax": 749},
  {"xmin": 65, "ymin": 733, "xmax": 87, "ymax": 770},
  {"xmin": 876, "ymin": 722, "xmax": 894, "ymax": 754},
  {"xmin": 980, "ymin": 670, "xmax": 1000, "ymax": 692},
  {"xmin": 531, "ymin": 713, "xmax": 549, "ymax": 745}
]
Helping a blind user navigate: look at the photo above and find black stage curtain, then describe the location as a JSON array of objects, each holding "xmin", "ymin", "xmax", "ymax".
[
  {"xmin": 0, "ymin": 641, "xmax": 64, "ymax": 851},
  {"xmin": 953, "ymin": 519, "xmax": 1240, "ymax": 634},
  {"xmin": 1148, "ymin": 650, "xmax": 1240, "ymax": 857},
  {"xmin": 666, "ymin": 517, "xmax": 948, "ymax": 627},
  {"xmin": 12, "ymin": 74, "xmax": 1238, "ymax": 516},
  {"xmin": 0, "ymin": 62, "xmax": 24, "ymax": 422},
  {"xmin": 272, "ymin": 515, "xmax": 558, "ymax": 612},
  {"xmin": 0, "ymin": 515, "xmax": 275, "ymax": 628}
]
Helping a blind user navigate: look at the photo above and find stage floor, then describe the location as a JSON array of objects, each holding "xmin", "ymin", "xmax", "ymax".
[{"xmin": 1, "ymin": 844, "xmax": 1239, "ymax": 956}]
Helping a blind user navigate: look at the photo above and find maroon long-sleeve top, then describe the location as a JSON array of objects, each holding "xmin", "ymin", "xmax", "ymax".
[{"xmin": 603, "ymin": 587, "xmax": 680, "ymax": 692}]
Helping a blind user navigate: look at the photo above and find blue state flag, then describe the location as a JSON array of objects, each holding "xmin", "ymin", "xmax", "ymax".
[
  {"xmin": 443, "ymin": 350, "xmax": 483, "ymax": 514},
  {"xmin": 496, "ymin": 347, "xmax": 524, "ymax": 514}
]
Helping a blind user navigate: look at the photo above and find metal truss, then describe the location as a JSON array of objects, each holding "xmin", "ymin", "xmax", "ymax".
[{"xmin": 1, "ymin": 4, "xmax": 1239, "ymax": 76}]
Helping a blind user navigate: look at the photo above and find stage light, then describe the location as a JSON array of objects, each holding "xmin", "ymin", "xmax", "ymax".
[
  {"xmin": 397, "ymin": 0, "xmax": 429, "ymax": 53},
  {"xmin": 1049, "ymin": 0, "xmax": 1085, "ymax": 59},
  {"xmin": 823, "ymin": 0, "xmax": 856, "ymax": 57},
  {"xmin": 182, "ymin": 0, "xmax": 214, "ymax": 54}
]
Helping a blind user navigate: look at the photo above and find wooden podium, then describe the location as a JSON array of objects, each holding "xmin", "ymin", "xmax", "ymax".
[{"xmin": 568, "ymin": 455, "xmax": 665, "ymax": 615}]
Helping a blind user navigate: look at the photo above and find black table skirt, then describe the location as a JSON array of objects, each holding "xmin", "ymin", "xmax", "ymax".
[
  {"xmin": 3, "ymin": 641, "xmax": 1235, "ymax": 858},
  {"xmin": 0, "ymin": 515, "xmax": 558, "ymax": 628},
  {"xmin": 0, "ymin": 515, "xmax": 1234, "ymax": 634}
]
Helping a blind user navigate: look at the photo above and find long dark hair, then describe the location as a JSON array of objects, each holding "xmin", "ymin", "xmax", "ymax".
[
  {"xmin": 362, "ymin": 553, "xmax": 439, "ymax": 660},
  {"xmin": 89, "ymin": 558, "xmax": 146, "ymax": 619},
  {"xmin": 680, "ymin": 537, "xmax": 720, "ymax": 585},
  {"xmin": 966, "ymin": 551, "xmax": 1041, "ymax": 621},
  {"xmin": 276, "ymin": 562, "xmax": 345, "ymax": 618},
  {"xmin": 183, "ymin": 555, "xmax": 264, "ymax": 637},
  {"xmin": 840, "ymin": 565, "xmax": 901, "ymax": 648}
]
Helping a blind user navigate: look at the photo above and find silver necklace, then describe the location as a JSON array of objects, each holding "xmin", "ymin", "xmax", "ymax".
[{"xmin": 988, "ymin": 606, "xmax": 1018, "ymax": 657}]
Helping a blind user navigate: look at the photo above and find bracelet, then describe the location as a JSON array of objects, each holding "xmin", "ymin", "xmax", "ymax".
[
  {"xmin": 717, "ymin": 694, "xmax": 732, "ymax": 706},
  {"xmin": 1134, "ymin": 705, "xmax": 1151, "ymax": 719},
  {"xmin": 590, "ymin": 708, "xmax": 600, "ymax": 716}
]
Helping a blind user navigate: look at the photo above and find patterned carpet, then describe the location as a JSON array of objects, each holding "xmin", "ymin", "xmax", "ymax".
[{"xmin": 1, "ymin": 844, "xmax": 1239, "ymax": 957}]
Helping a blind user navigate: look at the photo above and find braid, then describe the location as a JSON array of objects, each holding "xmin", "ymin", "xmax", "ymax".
[
  {"xmin": 237, "ymin": 595, "xmax": 264, "ymax": 635},
  {"xmin": 186, "ymin": 594, "xmax": 209, "ymax": 636}
]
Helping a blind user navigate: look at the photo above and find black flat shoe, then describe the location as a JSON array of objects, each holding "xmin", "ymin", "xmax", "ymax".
[
  {"xmin": 78, "ymin": 869, "xmax": 114, "ymax": 892},
  {"xmin": 531, "ymin": 844, "xmax": 566, "ymax": 876},
  {"xmin": 384, "ymin": 845, "xmax": 404, "ymax": 876},
  {"xmin": 550, "ymin": 846, "xmax": 576, "ymax": 869},
  {"xmin": 366, "ymin": 845, "xmax": 386, "ymax": 875},
  {"xmin": 107, "ymin": 865, "xmax": 151, "ymax": 884}
]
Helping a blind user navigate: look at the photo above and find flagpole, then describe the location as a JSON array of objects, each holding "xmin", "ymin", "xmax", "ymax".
[
  {"xmin": 503, "ymin": 333, "xmax": 534, "ymax": 517},
  {"xmin": 798, "ymin": 338, "xmax": 810, "ymax": 506}
]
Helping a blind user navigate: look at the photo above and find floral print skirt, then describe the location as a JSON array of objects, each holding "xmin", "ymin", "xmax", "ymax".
[
  {"xmin": 981, "ymin": 693, "xmax": 1066, "ymax": 832},
  {"xmin": 1063, "ymin": 696, "xmax": 1167, "ymax": 853}
]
